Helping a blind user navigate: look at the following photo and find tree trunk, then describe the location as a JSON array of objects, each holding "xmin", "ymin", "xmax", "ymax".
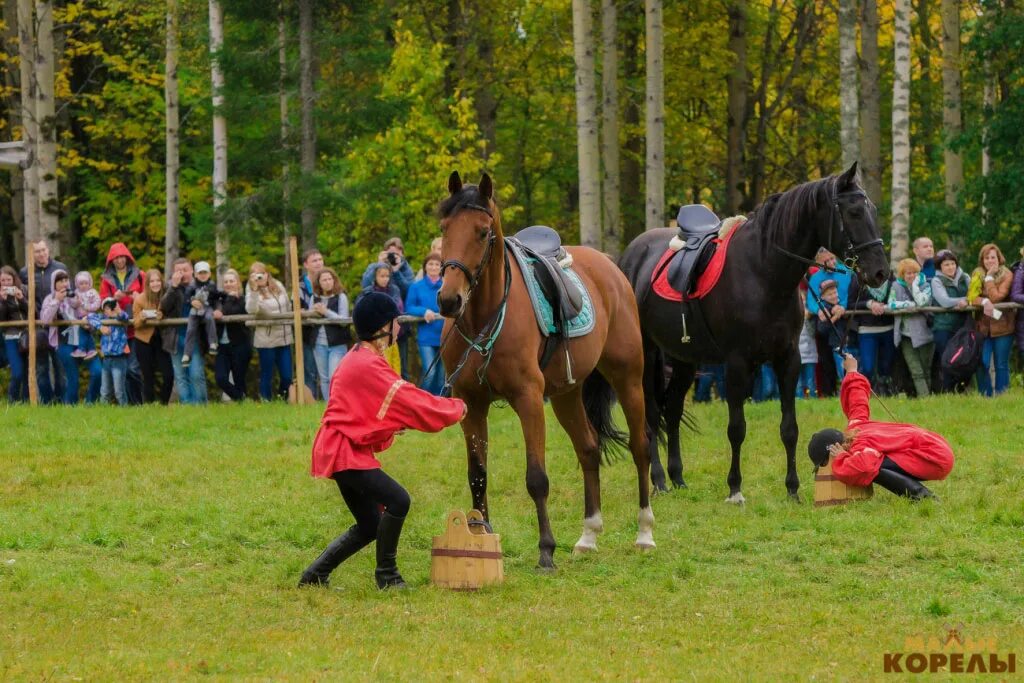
[
  {"xmin": 644, "ymin": 0, "xmax": 664, "ymax": 230},
  {"xmin": 981, "ymin": 68, "xmax": 993, "ymax": 224},
  {"xmin": 600, "ymin": 0, "xmax": 620, "ymax": 255},
  {"xmin": 16, "ymin": 0, "xmax": 37, "ymax": 246},
  {"xmin": 620, "ymin": 1, "xmax": 643, "ymax": 245},
  {"xmin": 859, "ymin": 0, "xmax": 882, "ymax": 204},
  {"xmin": 299, "ymin": 0, "xmax": 317, "ymax": 251},
  {"xmin": 4, "ymin": 0, "xmax": 24, "ymax": 262},
  {"xmin": 891, "ymin": 0, "xmax": 912, "ymax": 262},
  {"xmin": 280, "ymin": 3, "xmax": 291, "ymax": 284},
  {"xmin": 572, "ymin": 0, "xmax": 601, "ymax": 246},
  {"xmin": 209, "ymin": 0, "xmax": 229, "ymax": 276},
  {"xmin": 725, "ymin": 2, "xmax": 747, "ymax": 216},
  {"xmin": 839, "ymin": 0, "xmax": 859, "ymax": 170},
  {"xmin": 165, "ymin": 0, "xmax": 180, "ymax": 278},
  {"xmin": 35, "ymin": 0, "xmax": 58, "ymax": 254},
  {"xmin": 940, "ymin": 0, "xmax": 962, "ymax": 208},
  {"xmin": 913, "ymin": 0, "xmax": 937, "ymax": 163}
]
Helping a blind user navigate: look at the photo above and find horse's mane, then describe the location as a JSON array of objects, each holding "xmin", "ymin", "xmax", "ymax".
[
  {"xmin": 746, "ymin": 175, "xmax": 840, "ymax": 249},
  {"xmin": 437, "ymin": 185, "xmax": 490, "ymax": 219}
]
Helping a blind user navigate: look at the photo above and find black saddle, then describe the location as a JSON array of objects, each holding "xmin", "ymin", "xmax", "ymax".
[
  {"xmin": 508, "ymin": 226, "xmax": 584, "ymax": 322},
  {"xmin": 666, "ymin": 205, "xmax": 722, "ymax": 297}
]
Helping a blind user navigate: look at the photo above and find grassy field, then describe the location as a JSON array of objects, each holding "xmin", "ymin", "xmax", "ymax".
[{"xmin": 2, "ymin": 390, "xmax": 1023, "ymax": 680}]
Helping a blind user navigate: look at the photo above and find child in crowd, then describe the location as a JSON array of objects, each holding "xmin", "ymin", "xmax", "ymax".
[
  {"xmin": 815, "ymin": 279, "xmax": 850, "ymax": 381},
  {"xmin": 888, "ymin": 258, "xmax": 934, "ymax": 398},
  {"xmin": 808, "ymin": 354, "xmax": 953, "ymax": 501},
  {"xmin": 71, "ymin": 272, "xmax": 101, "ymax": 359},
  {"xmin": 796, "ymin": 284, "xmax": 818, "ymax": 398},
  {"xmin": 182, "ymin": 260, "xmax": 218, "ymax": 367},
  {"xmin": 88, "ymin": 297, "xmax": 132, "ymax": 405},
  {"xmin": 360, "ymin": 265, "xmax": 404, "ymax": 375}
]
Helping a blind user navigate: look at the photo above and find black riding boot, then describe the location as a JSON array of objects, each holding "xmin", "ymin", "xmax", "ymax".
[
  {"xmin": 298, "ymin": 525, "xmax": 370, "ymax": 587},
  {"xmin": 374, "ymin": 512, "xmax": 408, "ymax": 590},
  {"xmin": 873, "ymin": 468, "xmax": 935, "ymax": 501}
]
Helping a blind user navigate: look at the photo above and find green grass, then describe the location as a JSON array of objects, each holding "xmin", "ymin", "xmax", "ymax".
[{"xmin": 2, "ymin": 392, "xmax": 1023, "ymax": 680}]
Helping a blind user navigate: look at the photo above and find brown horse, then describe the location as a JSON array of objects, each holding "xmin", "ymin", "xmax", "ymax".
[{"xmin": 436, "ymin": 172, "xmax": 652, "ymax": 569}]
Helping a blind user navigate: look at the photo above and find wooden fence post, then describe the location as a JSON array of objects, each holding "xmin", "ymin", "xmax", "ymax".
[
  {"xmin": 26, "ymin": 241, "xmax": 38, "ymax": 406},
  {"xmin": 289, "ymin": 235, "xmax": 305, "ymax": 405}
]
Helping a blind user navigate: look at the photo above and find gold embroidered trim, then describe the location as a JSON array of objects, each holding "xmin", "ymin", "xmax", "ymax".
[{"xmin": 376, "ymin": 380, "xmax": 408, "ymax": 420}]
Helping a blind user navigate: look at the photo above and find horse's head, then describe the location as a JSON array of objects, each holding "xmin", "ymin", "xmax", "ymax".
[
  {"xmin": 825, "ymin": 162, "xmax": 890, "ymax": 287},
  {"xmin": 436, "ymin": 171, "xmax": 500, "ymax": 318}
]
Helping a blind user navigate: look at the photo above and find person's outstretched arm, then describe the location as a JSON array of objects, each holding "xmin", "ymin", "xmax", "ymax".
[{"xmin": 839, "ymin": 354, "xmax": 871, "ymax": 424}]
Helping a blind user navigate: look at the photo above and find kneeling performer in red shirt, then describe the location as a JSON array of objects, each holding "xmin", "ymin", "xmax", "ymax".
[
  {"xmin": 807, "ymin": 354, "xmax": 954, "ymax": 501},
  {"xmin": 299, "ymin": 292, "xmax": 466, "ymax": 589}
]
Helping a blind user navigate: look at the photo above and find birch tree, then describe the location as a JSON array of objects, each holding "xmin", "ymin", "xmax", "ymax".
[
  {"xmin": 644, "ymin": 0, "xmax": 664, "ymax": 230},
  {"xmin": 839, "ymin": 0, "xmax": 859, "ymax": 169},
  {"xmin": 35, "ymin": 0, "xmax": 59, "ymax": 251},
  {"xmin": 725, "ymin": 2, "xmax": 747, "ymax": 216},
  {"xmin": 16, "ymin": 0, "xmax": 38, "ymax": 244},
  {"xmin": 600, "ymin": 0, "xmax": 620, "ymax": 256},
  {"xmin": 891, "ymin": 0, "xmax": 912, "ymax": 262},
  {"xmin": 572, "ymin": 0, "xmax": 601, "ymax": 247},
  {"xmin": 165, "ymin": 0, "xmax": 180, "ymax": 277},
  {"xmin": 209, "ymin": 0, "xmax": 229, "ymax": 275},
  {"xmin": 279, "ymin": 2, "xmax": 291, "ymax": 283},
  {"xmin": 859, "ymin": 0, "xmax": 882, "ymax": 204},
  {"xmin": 941, "ymin": 0, "xmax": 963, "ymax": 208},
  {"xmin": 299, "ymin": 0, "xmax": 317, "ymax": 251}
]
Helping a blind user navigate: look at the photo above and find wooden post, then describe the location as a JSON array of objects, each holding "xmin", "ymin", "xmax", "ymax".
[
  {"xmin": 26, "ymin": 241, "xmax": 38, "ymax": 405},
  {"xmin": 289, "ymin": 235, "xmax": 305, "ymax": 405}
]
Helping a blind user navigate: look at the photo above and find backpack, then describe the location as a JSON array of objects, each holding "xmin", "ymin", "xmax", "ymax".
[{"xmin": 941, "ymin": 321, "xmax": 983, "ymax": 379}]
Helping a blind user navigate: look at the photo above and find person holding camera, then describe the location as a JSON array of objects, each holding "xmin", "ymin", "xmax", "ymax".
[
  {"xmin": 133, "ymin": 268, "xmax": 176, "ymax": 404},
  {"xmin": 0, "ymin": 266, "xmax": 30, "ymax": 402},
  {"xmin": 39, "ymin": 270, "xmax": 102, "ymax": 404},
  {"xmin": 160, "ymin": 258, "xmax": 208, "ymax": 404},
  {"xmin": 245, "ymin": 262, "xmax": 293, "ymax": 401},
  {"xmin": 360, "ymin": 237, "xmax": 415, "ymax": 298}
]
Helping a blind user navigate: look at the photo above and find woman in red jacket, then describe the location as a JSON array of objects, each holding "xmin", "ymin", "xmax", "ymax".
[
  {"xmin": 808, "ymin": 354, "xmax": 954, "ymax": 501},
  {"xmin": 300, "ymin": 291, "xmax": 466, "ymax": 589}
]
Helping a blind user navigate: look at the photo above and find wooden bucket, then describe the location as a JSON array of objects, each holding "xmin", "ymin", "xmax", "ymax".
[
  {"xmin": 430, "ymin": 509, "xmax": 504, "ymax": 590},
  {"xmin": 814, "ymin": 461, "xmax": 873, "ymax": 507}
]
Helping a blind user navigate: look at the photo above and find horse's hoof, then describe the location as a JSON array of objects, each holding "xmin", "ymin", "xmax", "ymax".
[
  {"xmin": 634, "ymin": 538, "xmax": 656, "ymax": 551},
  {"xmin": 535, "ymin": 561, "xmax": 557, "ymax": 573},
  {"xmin": 672, "ymin": 479, "xmax": 688, "ymax": 490},
  {"xmin": 652, "ymin": 480, "xmax": 670, "ymax": 494},
  {"xmin": 572, "ymin": 542, "xmax": 597, "ymax": 555},
  {"xmin": 724, "ymin": 492, "xmax": 746, "ymax": 505},
  {"xmin": 787, "ymin": 491, "xmax": 802, "ymax": 504}
]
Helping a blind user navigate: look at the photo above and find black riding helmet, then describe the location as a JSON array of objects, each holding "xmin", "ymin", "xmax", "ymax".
[
  {"xmin": 354, "ymin": 291, "xmax": 401, "ymax": 341},
  {"xmin": 808, "ymin": 428, "xmax": 844, "ymax": 468}
]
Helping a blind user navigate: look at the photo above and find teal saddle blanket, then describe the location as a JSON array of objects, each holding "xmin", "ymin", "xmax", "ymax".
[{"xmin": 507, "ymin": 245, "xmax": 596, "ymax": 338}]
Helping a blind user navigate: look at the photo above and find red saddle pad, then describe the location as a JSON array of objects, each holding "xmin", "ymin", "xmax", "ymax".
[{"xmin": 651, "ymin": 219, "xmax": 745, "ymax": 302}]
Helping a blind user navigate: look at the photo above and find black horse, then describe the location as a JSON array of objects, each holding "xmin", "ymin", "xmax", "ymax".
[{"xmin": 618, "ymin": 164, "xmax": 890, "ymax": 502}]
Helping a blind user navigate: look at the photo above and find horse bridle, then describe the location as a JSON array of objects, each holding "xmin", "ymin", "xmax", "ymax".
[
  {"xmin": 440, "ymin": 201, "xmax": 496, "ymax": 293},
  {"xmin": 771, "ymin": 178, "xmax": 884, "ymax": 273}
]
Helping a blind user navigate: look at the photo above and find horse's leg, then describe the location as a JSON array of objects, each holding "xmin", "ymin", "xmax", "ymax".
[
  {"xmin": 550, "ymin": 389, "xmax": 603, "ymax": 554},
  {"xmin": 461, "ymin": 400, "xmax": 492, "ymax": 520},
  {"xmin": 606, "ymin": 366, "xmax": 656, "ymax": 549},
  {"xmin": 724, "ymin": 359, "xmax": 754, "ymax": 504},
  {"xmin": 664, "ymin": 362, "xmax": 696, "ymax": 489},
  {"xmin": 773, "ymin": 348, "xmax": 802, "ymax": 502},
  {"xmin": 509, "ymin": 387, "xmax": 556, "ymax": 569},
  {"xmin": 642, "ymin": 341, "xmax": 669, "ymax": 493}
]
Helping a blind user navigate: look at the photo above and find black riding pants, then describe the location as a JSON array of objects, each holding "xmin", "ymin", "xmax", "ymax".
[{"xmin": 332, "ymin": 468, "xmax": 411, "ymax": 543}]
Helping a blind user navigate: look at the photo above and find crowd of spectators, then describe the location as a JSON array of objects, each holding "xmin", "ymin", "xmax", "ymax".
[
  {"xmin": 3, "ymin": 234, "xmax": 1022, "ymax": 406},
  {"xmin": 0, "ymin": 236, "xmax": 446, "ymax": 405}
]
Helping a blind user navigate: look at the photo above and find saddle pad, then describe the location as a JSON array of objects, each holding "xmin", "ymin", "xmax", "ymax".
[
  {"xmin": 510, "ymin": 250, "xmax": 596, "ymax": 338},
  {"xmin": 652, "ymin": 219, "xmax": 745, "ymax": 302}
]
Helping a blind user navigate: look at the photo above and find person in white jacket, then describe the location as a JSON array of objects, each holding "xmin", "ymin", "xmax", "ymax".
[{"xmin": 245, "ymin": 262, "xmax": 293, "ymax": 400}]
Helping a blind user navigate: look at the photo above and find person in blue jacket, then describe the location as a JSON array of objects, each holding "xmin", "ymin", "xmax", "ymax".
[{"xmin": 404, "ymin": 252, "xmax": 445, "ymax": 395}]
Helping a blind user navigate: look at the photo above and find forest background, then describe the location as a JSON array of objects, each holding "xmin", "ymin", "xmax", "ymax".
[{"xmin": 0, "ymin": 0, "xmax": 1021, "ymax": 289}]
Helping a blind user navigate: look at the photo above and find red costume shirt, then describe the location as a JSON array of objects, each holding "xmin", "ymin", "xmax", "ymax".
[
  {"xmin": 831, "ymin": 371, "xmax": 955, "ymax": 487},
  {"xmin": 311, "ymin": 345, "xmax": 465, "ymax": 477}
]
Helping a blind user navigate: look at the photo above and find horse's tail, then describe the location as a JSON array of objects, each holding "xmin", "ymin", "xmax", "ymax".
[{"xmin": 582, "ymin": 369, "xmax": 630, "ymax": 465}]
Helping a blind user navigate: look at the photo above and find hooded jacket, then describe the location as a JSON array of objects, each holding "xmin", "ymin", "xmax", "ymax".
[
  {"xmin": 39, "ymin": 270, "xmax": 85, "ymax": 349},
  {"xmin": 99, "ymin": 243, "xmax": 143, "ymax": 337}
]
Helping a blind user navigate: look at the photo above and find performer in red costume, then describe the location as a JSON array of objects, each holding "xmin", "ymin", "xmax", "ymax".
[
  {"xmin": 300, "ymin": 292, "xmax": 466, "ymax": 589},
  {"xmin": 808, "ymin": 354, "xmax": 954, "ymax": 501}
]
